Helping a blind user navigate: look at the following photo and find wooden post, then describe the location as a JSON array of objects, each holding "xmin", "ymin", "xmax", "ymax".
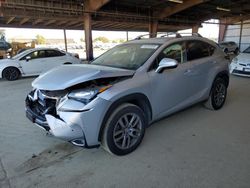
[
  {"xmin": 239, "ymin": 21, "xmax": 243, "ymax": 51},
  {"xmin": 63, "ymin": 29, "xmax": 68, "ymax": 52},
  {"xmin": 126, "ymin": 31, "xmax": 129, "ymax": 41},
  {"xmin": 149, "ymin": 21, "xmax": 158, "ymax": 38},
  {"xmin": 192, "ymin": 25, "xmax": 199, "ymax": 33},
  {"xmin": 84, "ymin": 13, "xmax": 93, "ymax": 61},
  {"xmin": 218, "ymin": 19, "xmax": 227, "ymax": 42}
]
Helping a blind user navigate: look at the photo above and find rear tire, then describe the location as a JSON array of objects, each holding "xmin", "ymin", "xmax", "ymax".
[
  {"xmin": 101, "ymin": 103, "xmax": 146, "ymax": 156},
  {"xmin": 204, "ymin": 77, "xmax": 227, "ymax": 110},
  {"xmin": 2, "ymin": 67, "xmax": 20, "ymax": 81}
]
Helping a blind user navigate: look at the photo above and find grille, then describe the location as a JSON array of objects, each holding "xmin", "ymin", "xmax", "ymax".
[{"xmin": 27, "ymin": 90, "xmax": 58, "ymax": 119}]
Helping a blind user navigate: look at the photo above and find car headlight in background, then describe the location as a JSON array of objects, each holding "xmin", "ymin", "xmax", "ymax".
[{"xmin": 68, "ymin": 85, "xmax": 112, "ymax": 104}]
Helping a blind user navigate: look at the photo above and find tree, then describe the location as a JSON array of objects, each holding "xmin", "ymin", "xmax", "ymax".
[
  {"xmin": 94, "ymin": 36, "xmax": 109, "ymax": 43},
  {"xmin": 35, "ymin": 34, "xmax": 46, "ymax": 44}
]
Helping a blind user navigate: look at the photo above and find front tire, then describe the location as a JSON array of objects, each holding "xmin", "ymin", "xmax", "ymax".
[
  {"xmin": 204, "ymin": 77, "xmax": 227, "ymax": 110},
  {"xmin": 102, "ymin": 103, "xmax": 146, "ymax": 156},
  {"xmin": 2, "ymin": 67, "xmax": 20, "ymax": 81}
]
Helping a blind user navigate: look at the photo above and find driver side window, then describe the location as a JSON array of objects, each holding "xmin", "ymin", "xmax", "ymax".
[
  {"xmin": 152, "ymin": 42, "xmax": 186, "ymax": 70},
  {"xmin": 21, "ymin": 50, "xmax": 45, "ymax": 60}
]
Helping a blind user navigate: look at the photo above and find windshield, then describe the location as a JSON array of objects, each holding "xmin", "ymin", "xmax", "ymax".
[
  {"xmin": 11, "ymin": 50, "xmax": 30, "ymax": 60},
  {"xmin": 243, "ymin": 47, "xmax": 250, "ymax": 53},
  {"xmin": 91, "ymin": 43, "xmax": 160, "ymax": 70}
]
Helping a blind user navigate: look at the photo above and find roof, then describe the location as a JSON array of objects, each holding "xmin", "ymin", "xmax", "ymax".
[{"xmin": 0, "ymin": 0, "xmax": 249, "ymax": 32}]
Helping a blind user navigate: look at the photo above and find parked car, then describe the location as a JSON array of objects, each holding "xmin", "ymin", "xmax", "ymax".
[
  {"xmin": 230, "ymin": 46, "xmax": 250, "ymax": 77},
  {"xmin": 219, "ymin": 41, "xmax": 239, "ymax": 54},
  {"xmin": 0, "ymin": 48, "xmax": 81, "ymax": 81},
  {"xmin": 25, "ymin": 34, "xmax": 229, "ymax": 155}
]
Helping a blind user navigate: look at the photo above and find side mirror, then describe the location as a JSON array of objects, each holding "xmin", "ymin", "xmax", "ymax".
[
  {"xmin": 26, "ymin": 56, "xmax": 31, "ymax": 61},
  {"xmin": 155, "ymin": 58, "xmax": 178, "ymax": 73}
]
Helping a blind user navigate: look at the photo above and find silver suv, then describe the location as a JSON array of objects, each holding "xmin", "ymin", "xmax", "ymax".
[{"xmin": 26, "ymin": 34, "xmax": 229, "ymax": 155}]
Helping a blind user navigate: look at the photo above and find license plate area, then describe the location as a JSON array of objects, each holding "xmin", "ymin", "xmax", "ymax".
[{"xmin": 243, "ymin": 68, "xmax": 250, "ymax": 72}]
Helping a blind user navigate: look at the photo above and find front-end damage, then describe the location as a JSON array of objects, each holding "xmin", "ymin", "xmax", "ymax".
[{"xmin": 25, "ymin": 76, "xmax": 128, "ymax": 148}]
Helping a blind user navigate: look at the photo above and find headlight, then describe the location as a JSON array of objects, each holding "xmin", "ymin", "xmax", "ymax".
[{"xmin": 68, "ymin": 85, "xmax": 112, "ymax": 104}]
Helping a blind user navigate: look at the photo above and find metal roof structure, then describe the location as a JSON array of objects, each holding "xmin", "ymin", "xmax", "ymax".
[
  {"xmin": 0, "ymin": 0, "xmax": 249, "ymax": 31},
  {"xmin": 0, "ymin": 0, "xmax": 250, "ymax": 60}
]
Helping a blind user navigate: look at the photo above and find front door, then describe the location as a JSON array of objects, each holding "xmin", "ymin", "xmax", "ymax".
[{"xmin": 148, "ymin": 42, "xmax": 196, "ymax": 117}]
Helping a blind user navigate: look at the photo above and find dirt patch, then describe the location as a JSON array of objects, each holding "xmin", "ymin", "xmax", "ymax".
[{"xmin": 16, "ymin": 143, "xmax": 82, "ymax": 174}]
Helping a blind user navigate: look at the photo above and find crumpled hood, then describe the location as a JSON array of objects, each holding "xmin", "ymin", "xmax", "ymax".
[
  {"xmin": 236, "ymin": 53, "xmax": 250, "ymax": 64},
  {"xmin": 32, "ymin": 64, "xmax": 135, "ymax": 90}
]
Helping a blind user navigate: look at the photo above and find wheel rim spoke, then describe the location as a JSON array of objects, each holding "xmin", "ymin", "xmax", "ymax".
[
  {"xmin": 214, "ymin": 83, "xmax": 226, "ymax": 106},
  {"xmin": 113, "ymin": 112, "xmax": 142, "ymax": 150}
]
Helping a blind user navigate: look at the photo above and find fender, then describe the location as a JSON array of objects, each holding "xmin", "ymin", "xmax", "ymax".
[{"xmin": 98, "ymin": 93, "xmax": 152, "ymax": 141}]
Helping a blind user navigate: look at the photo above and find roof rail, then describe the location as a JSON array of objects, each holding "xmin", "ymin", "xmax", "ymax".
[{"xmin": 134, "ymin": 32, "xmax": 202, "ymax": 40}]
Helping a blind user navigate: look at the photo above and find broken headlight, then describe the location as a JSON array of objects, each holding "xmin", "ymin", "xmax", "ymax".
[{"xmin": 68, "ymin": 85, "xmax": 112, "ymax": 104}]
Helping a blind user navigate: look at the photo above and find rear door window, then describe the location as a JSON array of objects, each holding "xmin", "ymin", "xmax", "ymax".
[
  {"xmin": 186, "ymin": 40, "xmax": 215, "ymax": 61},
  {"xmin": 45, "ymin": 50, "xmax": 65, "ymax": 58}
]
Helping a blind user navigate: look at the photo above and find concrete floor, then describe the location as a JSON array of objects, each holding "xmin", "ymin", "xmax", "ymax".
[{"xmin": 0, "ymin": 75, "xmax": 250, "ymax": 188}]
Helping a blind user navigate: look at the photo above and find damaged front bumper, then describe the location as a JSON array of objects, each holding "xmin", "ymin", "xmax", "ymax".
[{"xmin": 25, "ymin": 90, "xmax": 110, "ymax": 148}]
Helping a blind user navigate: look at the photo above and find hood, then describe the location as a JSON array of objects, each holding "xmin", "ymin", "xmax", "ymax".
[
  {"xmin": 32, "ymin": 64, "xmax": 135, "ymax": 90},
  {"xmin": 0, "ymin": 58, "xmax": 15, "ymax": 64},
  {"xmin": 0, "ymin": 59, "xmax": 18, "ymax": 68},
  {"xmin": 236, "ymin": 53, "xmax": 250, "ymax": 64}
]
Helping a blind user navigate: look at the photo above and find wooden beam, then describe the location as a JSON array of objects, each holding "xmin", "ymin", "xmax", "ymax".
[
  {"xmin": 84, "ymin": 13, "xmax": 93, "ymax": 61},
  {"xmin": 192, "ymin": 25, "xmax": 200, "ymax": 33},
  {"xmin": 158, "ymin": 0, "xmax": 208, "ymax": 19},
  {"xmin": 44, "ymin": 19, "xmax": 57, "ymax": 26},
  {"xmin": 85, "ymin": 0, "xmax": 110, "ymax": 11},
  {"xmin": 218, "ymin": 19, "xmax": 227, "ymax": 42},
  {"xmin": 19, "ymin": 17, "xmax": 29, "ymax": 25},
  {"xmin": 6, "ymin": 17, "xmax": 15, "ymax": 24},
  {"xmin": 32, "ymin": 18, "xmax": 43, "ymax": 25},
  {"xmin": 149, "ymin": 21, "xmax": 158, "ymax": 37}
]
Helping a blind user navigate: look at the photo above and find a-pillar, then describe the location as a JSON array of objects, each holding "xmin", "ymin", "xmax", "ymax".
[
  {"xmin": 149, "ymin": 20, "xmax": 158, "ymax": 38},
  {"xmin": 84, "ymin": 13, "xmax": 94, "ymax": 61},
  {"xmin": 218, "ymin": 19, "xmax": 227, "ymax": 42}
]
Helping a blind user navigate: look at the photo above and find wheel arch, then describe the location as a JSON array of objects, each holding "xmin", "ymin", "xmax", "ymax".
[
  {"xmin": 216, "ymin": 70, "xmax": 229, "ymax": 88},
  {"xmin": 98, "ymin": 93, "xmax": 152, "ymax": 141}
]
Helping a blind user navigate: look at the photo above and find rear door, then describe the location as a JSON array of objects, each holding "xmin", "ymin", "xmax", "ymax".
[
  {"xmin": 42, "ymin": 50, "xmax": 66, "ymax": 72},
  {"xmin": 185, "ymin": 40, "xmax": 216, "ymax": 99}
]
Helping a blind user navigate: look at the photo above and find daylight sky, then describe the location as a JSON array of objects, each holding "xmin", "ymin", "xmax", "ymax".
[{"xmin": 0, "ymin": 20, "xmax": 219, "ymax": 42}]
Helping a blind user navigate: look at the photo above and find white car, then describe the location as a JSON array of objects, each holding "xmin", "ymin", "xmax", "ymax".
[
  {"xmin": 0, "ymin": 48, "xmax": 82, "ymax": 81},
  {"xmin": 230, "ymin": 46, "xmax": 250, "ymax": 77}
]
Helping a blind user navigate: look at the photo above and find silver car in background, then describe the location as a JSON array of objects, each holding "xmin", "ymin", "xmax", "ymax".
[
  {"xmin": 26, "ymin": 34, "xmax": 229, "ymax": 155},
  {"xmin": 219, "ymin": 41, "xmax": 239, "ymax": 54}
]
